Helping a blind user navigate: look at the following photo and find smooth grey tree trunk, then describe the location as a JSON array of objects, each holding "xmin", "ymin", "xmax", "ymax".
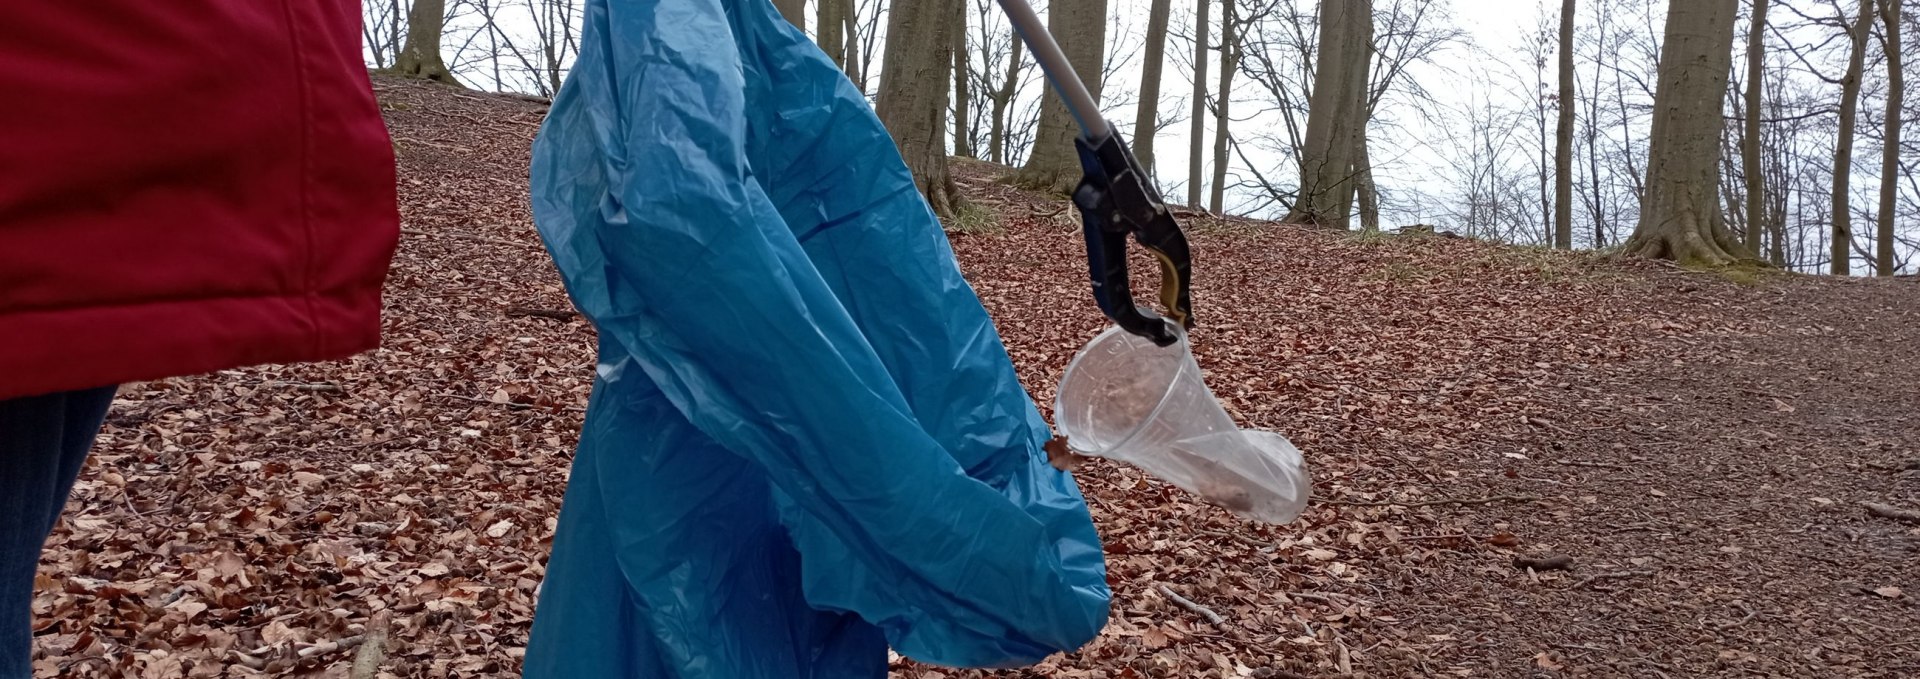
[
  {"xmin": 1874, "ymin": 0, "xmax": 1902, "ymax": 276},
  {"xmin": 1742, "ymin": 0, "xmax": 1769, "ymax": 254},
  {"xmin": 1284, "ymin": 0, "xmax": 1373, "ymax": 229},
  {"xmin": 990, "ymin": 37, "xmax": 1024, "ymax": 164},
  {"xmin": 1623, "ymin": 0, "xmax": 1744, "ymax": 264},
  {"xmin": 1555, "ymin": 0, "xmax": 1576, "ymax": 249},
  {"xmin": 1188, "ymin": 0, "xmax": 1211, "ymax": 209},
  {"xmin": 1016, "ymin": 0, "xmax": 1110, "ymax": 193},
  {"xmin": 395, "ymin": 0, "xmax": 462, "ymax": 86},
  {"xmin": 818, "ymin": 0, "xmax": 847, "ymax": 71},
  {"xmin": 877, "ymin": 0, "xmax": 964, "ymax": 219},
  {"xmin": 774, "ymin": 0, "xmax": 805, "ymax": 28},
  {"xmin": 1134, "ymin": 0, "xmax": 1175, "ymax": 177},
  {"xmin": 1829, "ymin": 0, "xmax": 1873, "ymax": 275},
  {"xmin": 1208, "ymin": 0, "xmax": 1237, "ymax": 214},
  {"xmin": 954, "ymin": 0, "xmax": 973, "ymax": 158}
]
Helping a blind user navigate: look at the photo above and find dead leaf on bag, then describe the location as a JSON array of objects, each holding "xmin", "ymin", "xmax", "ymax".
[{"xmin": 1045, "ymin": 436, "xmax": 1090, "ymax": 471}]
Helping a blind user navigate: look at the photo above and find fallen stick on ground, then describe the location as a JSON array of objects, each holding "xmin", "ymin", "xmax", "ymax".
[
  {"xmin": 296, "ymin": 635, "xmax": 365, "ymax": 659},
  {"xmin": 1863, "ymin": 502, "xmax": 1920, "ymax": 523},
  {"xmin": 1158, "ymin": 585, "xmax": 1225, "ymax": 625},
  {"xmin": 1554, "ymin": 460, "xmax": 1628, "ymax": 470},
  {"xmin": 351, "ymin": 613, "xmax": 391, "ymax": 679},
  {"xmin": 505, "ymin": 306, "xmax": 579, "ymax": 321},
  {"xmin": 1713, "ymin": 601, "xmax": 1757, "ymax": 630},
  {"xmin": 1513, "ymin": 554, "xmax": 1575, "ymax": 571},
  {"xmin": 1566, "ymin": 570, "xmax": 1653, "ymax": 590},
  {"xmin": 1325, "ymin": 494, "xmax": 1541, "ymax": 508}
]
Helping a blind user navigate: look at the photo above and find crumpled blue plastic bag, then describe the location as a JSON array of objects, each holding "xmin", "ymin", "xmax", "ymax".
[{"xmin": 519, "ymin": 0, "xmax": 1112, "ymax": 676}]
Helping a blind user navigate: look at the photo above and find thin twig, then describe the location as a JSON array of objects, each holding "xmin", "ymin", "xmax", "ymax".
[
  {"xmin": 1863, "ymin": 502, "xmax": 1920, "ymax": 523},
  {"xmin": 1714, "ymin": 601, "xmax": 1757, "ymax": 630},
  {"xmin": 1555, "ymin": 460, "xmax": 1629, "ymax": 470},
  {"xmin": 441, "ymin": 394, "xmax": 534, "ymax": 411},
  {"xmin": 505, "ymin": 306, "xmax": 579, "ymax": 321},
  {"xmin": 1323, "ymin": 494, "xmax": 1541, "ymax": 508},
  {"xmin": 1526, "ymin": 416, "xmax": 1576, "ymax": 436},
  {"xmin": 1158, "ymin": 585, "xmax": 1225, "ymax": 625},
  {"xmin": 260, "ymin": 381, "xmax": 345, "ymax": 393}
]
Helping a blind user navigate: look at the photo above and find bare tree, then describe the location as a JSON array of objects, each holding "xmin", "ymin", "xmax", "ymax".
[
  {"xmin": 1190, "ymin": 0, "xmax": 1212, "ymax": 208},
  {"xmin": 1829, "ymin": 0, "xmax": 1874, "ymax": 274},
  {"xmin": 1741, "ymin": 0, "xmax": 1770, "ymax": 253},
  {"xmin": 775, "ymin": 0, "xmax": 805, "ymax": 28},
  {"xmin": 1622, "ymin": 0, "xmax": 1745, "ymax": 263},
  {"xmin": 1209, "ymin": 0, "xmax": 1241, "ymax": 214},
  {"xmin": 955, "ymin": 0, "xmax": 974, "ymax": 158},
  {"xmin": 1135, "ymin": 0, "xmax": 1176, "ymax": 177},
  {"xmin": 1285, "ymin": 0, "xmax": 1374, "ymax": 228},
  {"xmin": 1555, "ymin": 0, "xmax": 1577, "ymax": 249},
  {"xmin": 395, "ymin": 0, "xmax": 462, "ymax": 85},
  {"xmin": 1874, "ymin": 0, "xmax": 1902, "ymax": 275},
  {"xmin": 877, "ymin": 0, "xmax": 965, "ymax": 218},
  {"xmin": 1016, "ymin": 0, "xmax": 1111, "ymax": 193},
  {"xmin": 818, "ymin": 0, "xmax": 848, "ymax": 72}
]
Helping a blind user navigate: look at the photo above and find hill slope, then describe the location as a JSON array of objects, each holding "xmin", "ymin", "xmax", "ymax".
[{"xmin": 29, "ymin": 78, "xmax": 1919, "ymax": 678}]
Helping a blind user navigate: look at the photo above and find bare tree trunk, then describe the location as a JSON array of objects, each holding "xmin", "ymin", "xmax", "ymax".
[
  {"xmin": 394, "ymin": 0, "xmax": 462, "ymax": 86},
  {"xmin": 1189, "ymin": 0, "xmax": 1211, "ymax": 209},
  {"xmin": 1623, "ymin": 0, "xmax": 1744, "ymax": 264},
  {"xmin": 1742, "ymin": 0, "xmax": 1769, "ymax": 254},
  {"xmin": 954, "ymin": 0, "xmax": 973, "ymax": 158},
  {"xmin": 1830, "ymin": 0, "xmax": 1873, "ymax": 275},
  {"xmin": 774, "ymin": 0, "xmax": 805, "ymax": 28},
  {"xmin": 1134, "ymin": 0, "xmax": 1175, "ymax": 176},
  {"xmin": 819, "ymin": 0, "xmax": 847, "ymax": 71},
  {"xmin": 990, "ymin": 35, "xmax": 1024, "ymax": 164},
  {"xmin": 1208, "ymin": 0, "xmax": 1237, "ymax": 214},
  {"xmin": 1875, "ymin": 0, "xmax": 1902, "ymax": 275},
  {"xmin": 1284, "ymin": 0, "xmax": 1373, "ymax": 229},
  {"xmin": 844, "ymin": 6, "xmax": 864, "ymax": 94},
  {"xmin": 1356, "ymin": 134, "xmax": 1380, "ymax": 232},
  {"xmin": 1015, "ymin": 0, "xmax": 1110, "ymax": 193},
  {"xmin": 877, "ymin": 0, "xmax": 964, "ymax": 219},
  {"xmin": 1555, "ymin": 0, "xmax": 1576, "ymax": 249}
]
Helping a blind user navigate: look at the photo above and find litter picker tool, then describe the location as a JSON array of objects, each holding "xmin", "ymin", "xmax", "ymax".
[{"xmin": 994, "ymin": 0, "xmax": 1193, "ymax": 347}]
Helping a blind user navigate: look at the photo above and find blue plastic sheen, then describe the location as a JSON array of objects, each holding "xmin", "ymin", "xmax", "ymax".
[{"xmin": 519, "ymin": 0, "xmax": 1112, "ymax": 676}]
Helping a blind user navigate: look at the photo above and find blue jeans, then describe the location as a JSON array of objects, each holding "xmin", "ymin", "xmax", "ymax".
[{"xmin": 0, "ymin": 386, "xmax": 116, "ymax": 678}]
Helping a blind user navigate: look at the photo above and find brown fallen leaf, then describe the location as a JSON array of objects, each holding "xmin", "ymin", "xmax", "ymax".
[
  {"xmin": 1045, "ymin": 435, "xmax": 1090, "ymax": 472},
  {"xmin": 1488, "ymin": 532, "xmax": 1521, "ymax": 547}
]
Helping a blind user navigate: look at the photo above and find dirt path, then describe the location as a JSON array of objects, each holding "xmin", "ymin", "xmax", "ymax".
[{"xmin": 28, "ymin": 79, "xmax": 1916, "ymax": 678}]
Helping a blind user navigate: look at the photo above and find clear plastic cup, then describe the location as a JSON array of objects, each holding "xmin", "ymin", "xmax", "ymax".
[{"xmin": 1055, "ymin": 324, "xmax": 1310, "ymax": 524}]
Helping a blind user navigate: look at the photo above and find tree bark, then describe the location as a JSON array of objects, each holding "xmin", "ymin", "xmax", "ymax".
[
  {"xmin": 1284, "ymin": 0, "xmax": 1373, "ymax": 229},
  {"xmin": 954, "ymin": 0, "xmax": 973, "ymax": 158},
  {"xmin": 1134, "ymin": 0, "xmax": 1176, "ymax": 177},
  {"xmin": 1015, "ymin": 0, "xmax": 1110, "ymax": 193},
  {"xmin": 1829, "ymin": 0, "xmax": 1873, "ymax": 275},
  {"xmin": 877, "ymin": 0, "xmax": 964, "ymax": 219},
  {"xmin": 1554, "ymin": 0, "xmax": 1576, "ymax": 249},
  {"xmin": 1356, "ymin": 134, "xmax": 1380, "ymax": 232},
  {"xmin": 844, "ymin": 7, "xmax": 863, "ymax": 94},
  {"xmin": 1742, "ymin": 0, "xmax": 1769, "ymax": 255},
  {"xmin": 1622, "ymin": 0, "xmax": 1745, "ymax": 264},
  {"xmin": 818, "ymin": 0, "xmax": 846, "ymax": 71},
  {"xmin": 1208, "ymin": 0, "xmax": 1237, "ymax": 214},
  {"xmin": 1189, "ymin": 0, "xmax": 1211, "ymax": 209},
  {"xmin": 394, "ymin": 0, "xmax": 462, "ymax": 86},
  {"xmin": 1875, "ymin": 0, "xmax": 1902, "ymax": 276},
  {"xmin": 990, "ymin": 36, "xmax": 1024, "ymax": 164},
  {"xmin": 774, "ymin": 0, "xmax": 805, "ymax": 29}
]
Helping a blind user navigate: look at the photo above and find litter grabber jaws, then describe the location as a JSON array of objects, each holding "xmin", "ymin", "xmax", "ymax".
[{"xmin": 995, "ymin": 0, "xmax": 1193, "ymax": 347}]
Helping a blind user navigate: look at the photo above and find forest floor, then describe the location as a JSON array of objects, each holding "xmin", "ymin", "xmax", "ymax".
[{"xmin": 28, "ymin": 78, "xmax": 1919, "ymax": 678}]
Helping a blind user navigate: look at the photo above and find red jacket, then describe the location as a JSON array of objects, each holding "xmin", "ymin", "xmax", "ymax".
[{"xmin": 0, "ymin": 1, "xmax": 399, "ymax": 400}]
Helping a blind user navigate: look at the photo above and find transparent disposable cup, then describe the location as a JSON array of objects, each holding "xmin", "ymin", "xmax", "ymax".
[{"xmin": 1054, "ymin": 323, "xmax": 1310, "ymax": 524}]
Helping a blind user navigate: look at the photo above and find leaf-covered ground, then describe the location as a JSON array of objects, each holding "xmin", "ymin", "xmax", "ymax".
[{"xmin": 29, "ymin": 79, "xmax": 1919, "ymax": 678}]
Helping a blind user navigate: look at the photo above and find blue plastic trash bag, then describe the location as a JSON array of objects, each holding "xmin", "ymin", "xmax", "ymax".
[{"xmin": 519, "ymin": 0, "xmax": 1112, "ymax": 676}]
